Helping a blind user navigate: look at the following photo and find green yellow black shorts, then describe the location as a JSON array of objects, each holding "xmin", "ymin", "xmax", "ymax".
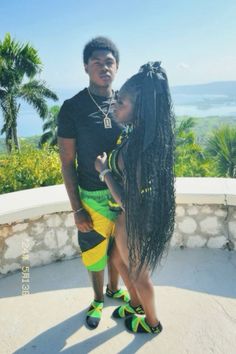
[{"xmin": 77, "ymin": 187, "xmax": 120, "ymax": 272}]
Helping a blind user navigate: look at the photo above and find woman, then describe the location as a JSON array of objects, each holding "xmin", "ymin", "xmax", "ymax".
[{"xmin": 95, "ymin": 62, "xmax": 175, "ymax": 334}]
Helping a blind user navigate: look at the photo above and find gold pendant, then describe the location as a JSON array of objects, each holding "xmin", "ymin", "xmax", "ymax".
[{"xmin": 104, "ymin": 116, "xmax": 112, "ymax": 129}]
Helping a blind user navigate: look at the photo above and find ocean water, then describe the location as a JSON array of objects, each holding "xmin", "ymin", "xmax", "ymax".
[
  {"xmin": 0, "ymin": 92, "xmax": 236, "ymax": 137},
  {"xmin": 173, "ymin": 94, "xmax": 236, "ymax": 117}
]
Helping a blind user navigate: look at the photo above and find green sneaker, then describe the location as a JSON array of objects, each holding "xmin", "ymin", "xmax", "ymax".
[
  {"xmin": 106, "ymin": 285, "xmax": 130, "ymax": 302},
  {"xmin": 125, "ymin": 315, "xmax": 163, "ymax": 334},
  {"xmin": 86, "ymin": 300, "xmax": 104, "ymax": 329},
  {"xmin": 112, "ymin": 301, "xmax": 145, "ymax": 318}
]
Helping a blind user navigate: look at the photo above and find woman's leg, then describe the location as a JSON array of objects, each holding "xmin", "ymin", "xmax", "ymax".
[
  {"xmin": 133, "ymin": 269, "xmax": 159, "ymax": 326},
  {"xmin": 109, "ymin": 240, "xmax": 141, "ymax": 307},
  {"xmin": 114, "ymin": 212, "xmax": 160, "ymax": 327}
]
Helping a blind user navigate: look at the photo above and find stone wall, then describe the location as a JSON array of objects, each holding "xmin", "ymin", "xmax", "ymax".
[
  {"xmin": 0, "ymin": 212, "xmax": 80, "ymax": 276},
  {"xmin": 171, "ymin": 204, "xmax": 236, "ymax": 249},
  {"xmin": 1, "ymin": 203, "xmax": 236, "ymax": 277}
]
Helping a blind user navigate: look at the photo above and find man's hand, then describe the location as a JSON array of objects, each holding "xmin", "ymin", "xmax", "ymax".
[
  {"xmin": 74, "ymin": 209, "xmax": 93, "ymax": 232},
  {"xmin": 95, "ymin": 152, "xmax": 108, "ymax": 173}
]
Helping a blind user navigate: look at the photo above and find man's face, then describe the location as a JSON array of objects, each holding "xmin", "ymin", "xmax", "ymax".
[{"xmin": 84, "ymin": 50, "xmax": 118, "ymax": 87}]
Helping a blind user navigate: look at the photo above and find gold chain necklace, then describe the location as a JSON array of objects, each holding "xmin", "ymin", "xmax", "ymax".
[{"xmin": 87, "ymin": 88, "xmax": 113, "ymax": 129}]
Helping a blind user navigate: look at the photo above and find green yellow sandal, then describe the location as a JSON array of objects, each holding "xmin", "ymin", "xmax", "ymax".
[
  {"xmin": 112, "ymin": 301, "xmax": 145, "ymax": 318},
  {"xmin": 125, "ymin": 315, "xmax": 163, "ymax": 334},
  {"xmin": 106, "ymin": 285, "xmax": 130, "ymax": 303},
  {"xmin": 86, "ymin": 300, "xmax": 104, "ymax": 329}
]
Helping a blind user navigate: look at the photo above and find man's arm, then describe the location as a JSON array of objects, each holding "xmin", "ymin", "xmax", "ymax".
[{"xmin": 58, "ymin": 137, "xmax": 93, "ymax": 232}]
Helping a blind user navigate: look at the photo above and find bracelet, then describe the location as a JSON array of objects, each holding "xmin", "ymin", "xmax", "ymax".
[
  {"xmin": 73, "ymin": 207, "xmax": 84, "ymax": 214},
  {"xmin": 99, "ymin": 168, "xmax": 112, "ymax": 182}
]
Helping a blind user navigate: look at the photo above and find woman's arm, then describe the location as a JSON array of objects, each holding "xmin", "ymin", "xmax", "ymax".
[
  {"xmin": 103, "ymin": 172, "xmax": 125, "ymax": 211},
  {"xmin": 95, "ymin": 152, "xmax": 125, "ymax": 211}
]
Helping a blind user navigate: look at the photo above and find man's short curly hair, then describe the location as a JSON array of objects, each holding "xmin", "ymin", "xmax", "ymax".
[{"xmin": 83, "ymin": 36, "xmax": 119, "ymax": 65}]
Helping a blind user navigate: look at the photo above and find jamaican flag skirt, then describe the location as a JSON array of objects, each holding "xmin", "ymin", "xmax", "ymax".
[{"xmin": 77, "ymin": 187, "xmax": 120, "ymax": 272}]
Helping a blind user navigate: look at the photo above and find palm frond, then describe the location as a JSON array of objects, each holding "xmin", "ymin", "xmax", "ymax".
[
  {"xmin": 43, "ymin": 120, "xmax": 56, "ymax": 131},
  {"xmin": 19, "ymin": 81, "xmax": 58, "ymax": 118},
  {"xmin": 0, "ymin": 33, "xmax": 42, "ymax": 79},
  {"xmin": 0, "ymin": 88, "xmax": 7, "ymax": 100},
  {"xmin": 206, "ymin": 125, "xmax": 236, "ymax": 178},
  {"xmin": 20, "ymin": 80, "xmax": 58, "ymax": 100},
  {"xmin": 176, "ymin": 117, "xmax": 196, "ymax": 135}
]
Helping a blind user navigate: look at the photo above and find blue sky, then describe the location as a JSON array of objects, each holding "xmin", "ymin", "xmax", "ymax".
[{"xmin": 1, "ymin": 0, "xmax": 236, "ymax": 91}]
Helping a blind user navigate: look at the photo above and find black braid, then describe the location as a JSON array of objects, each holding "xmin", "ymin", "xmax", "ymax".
[{"xmin": 122, "ymin": 62, "xmax": 176, "ymax": 274}]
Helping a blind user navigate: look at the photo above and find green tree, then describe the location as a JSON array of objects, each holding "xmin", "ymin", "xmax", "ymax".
[
  {"xmin": 175, "ymin": 117, "xmax": 196, "ymax": 148},
  {"xmin": 206, "ymin": 124, "xmax": 236, "ymax": 178},
  {"xmin": 39, "ymin": 105, "xmax": 60, "ymax": 147},
  {"xmin": 175, "ymin": 117, "xmax": 213, "ymax": 176},
  {"xmin": 0, "ymin": 33, "xmax": 58, "ymax": 152}
]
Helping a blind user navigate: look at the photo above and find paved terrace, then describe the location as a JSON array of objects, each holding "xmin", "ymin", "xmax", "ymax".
[{"xmin": 0, "ymin": 248, "xmax": 236, "ymax": 354}]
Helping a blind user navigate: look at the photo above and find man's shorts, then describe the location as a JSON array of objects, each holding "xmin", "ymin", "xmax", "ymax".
[{"xmin": 77, "ymin": 187, "xmax": 120, "ymax": 272}]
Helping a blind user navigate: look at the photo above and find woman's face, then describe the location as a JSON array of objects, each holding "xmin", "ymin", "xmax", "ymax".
[{"xmin": 114, "ymin": 91, "xmax": 134, "ymax": 124}]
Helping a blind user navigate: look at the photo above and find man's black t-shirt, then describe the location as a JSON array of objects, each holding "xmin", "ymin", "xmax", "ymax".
[{"xmin": 57, "ymin": 88, "xmax": 122, "ymax": 191}]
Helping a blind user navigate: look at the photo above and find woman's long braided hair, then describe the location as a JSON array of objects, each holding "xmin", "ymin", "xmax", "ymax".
[{"xmin": 122, "ymin": 62, "xmax": 176, "ymax": 274}]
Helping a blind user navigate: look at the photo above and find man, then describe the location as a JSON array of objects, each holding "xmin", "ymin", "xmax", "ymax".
[{"xmin": 57, "ymin": 37, "xmax": 129, "ymax": 329}]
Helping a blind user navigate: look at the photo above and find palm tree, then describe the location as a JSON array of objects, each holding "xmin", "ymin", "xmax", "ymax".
[
  {"xmin": 175, "ymin": 117, "xmax": 196, "ymax": 147},
  {"xmin": 174, "ymin": 117, "xmax": 212, "ymax": 176},
  {"xmin": 206, "ymin": 125, "xmax": 236, "ymax": 178},
  {"xmin": 0, "ymin": 33, "xmax": 58, "ymax": 152},
  {"xmin": 39, "ymin": 105, "xmax": 60, "ymax": 147}
]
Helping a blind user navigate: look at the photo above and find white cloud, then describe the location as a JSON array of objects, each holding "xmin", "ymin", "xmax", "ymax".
[{"xmin": 177, "ymin": 62, "xmax": 190, "ymax": 70}]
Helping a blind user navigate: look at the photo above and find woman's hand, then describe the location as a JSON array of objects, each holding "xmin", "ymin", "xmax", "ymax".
[{"xmin": 95, "ymin": 152, "xmax": 108, "ymax": 173}]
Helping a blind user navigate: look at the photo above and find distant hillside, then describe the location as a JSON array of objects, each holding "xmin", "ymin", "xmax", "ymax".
[
  {"xmin": 176, "ymin": 116, "xmax": 236, "ymax": 146},
  {"xmin": 171, "ymin": 81, "xmax": 236, "ymax": 97},
  {"xmin": 1, "ymin": 117, "xmax": 236, "ymax": 153},
  {"xmin": 0, "ymin": 136, "xmax": 40, "ymax": 153}
]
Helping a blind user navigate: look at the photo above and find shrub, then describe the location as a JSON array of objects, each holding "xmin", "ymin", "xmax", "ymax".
[{"xmin": 0, "ymin": 143, "xmax": 63, "ymax": 194}]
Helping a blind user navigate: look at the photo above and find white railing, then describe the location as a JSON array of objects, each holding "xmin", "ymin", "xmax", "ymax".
[{"xmin": 0, "ymin": 178, "xmax": 236, "ymax": 276}]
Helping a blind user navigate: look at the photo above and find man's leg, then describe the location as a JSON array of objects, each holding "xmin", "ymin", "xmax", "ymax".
[
  {"xmin": 106, "ymin": 232, "xmax": 131, "ymax": 303},
  {"xmin": 84, "ymin": 269, "xmax": 105, "ymax": 329},
  {"xmin": 78, "ymin": 188, "xmax": 124, "ymax": 328},
  {"xmin": 107, "ymin": 256, "xmax": 119, "ymax": 292},
  {"xmin": 77, "ymin": 228, "xmax": 108, "ymax": 329},
  {"xmin": 89, "ymin": 270, "xmax": 105, "ymax": 301}
]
